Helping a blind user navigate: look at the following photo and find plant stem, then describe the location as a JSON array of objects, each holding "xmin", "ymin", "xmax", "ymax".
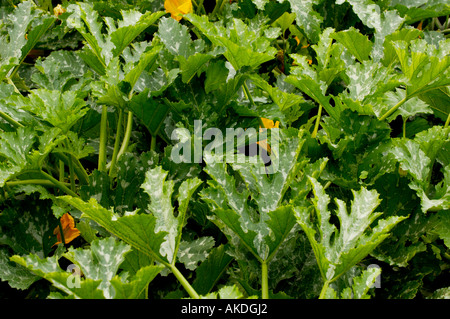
[
  {"xmin": 169, "ymin": 264, "xmax": 200, "ymax": 299},
  {"xmin": 38, "ymin": 170, "xmax": 79, "ymax": 197},
  {"xmin": 150, "ymin": 134, "xmax": 156, "ymax": 152},
  {"xmin": 379, "ymin": 96, "xmax": 407, "ymax": 121},
  {"xmin": 243, "ymin": 81, "xmax": 255, "ymax": 106},
  {"xmin": 444, "ymin": 112, "xmax": 450, "ymax": 128},
  {"xmin": 98, "ymin": 105, "xmax": 108, "ymax": 172},
  {"xmin": 109, "ymin": 109, "xmax": 124, "ymax": 177},
  {"xmin": 6, "ymin": 77, "xmax": 21, "ymax": 94},
  {"xmin": 311, "ymin": 104, "xmax": 323, "ymax": 138},
  {"xmin": 403, "ymin": 117, "xmax": 407, "ymax": 138},
  {"xmin": 5, "ymin": 179, "xmax": 71, "ymax": 187},
  {"xmin": 68, "ymin": 155, "xmax": 76, "ymax": 192},
  {"xmin": 57, "ymin": 218, "xmax": 66, "ymax": 247},
  {"xmin": 212, "ymin": 0, "xmax": 225, "ymax": 16},
  {"xmin": 117, "ymin": 111, "xmax": 133, "ymax": 160},
  {"xmin": 53, "ymin": 153, "xmax": 89, "ymax": 185},
  {"xmin": 319, "ymin": 280, "xmax": 330, "ymax": 299},
  {"xmin": 59, "ymin": 160, "xmax": 64, "ymax": 182},
  {"xmin": 0, "ymin": 110, "xmax": 24, "ymax": 128},
  {"xmin": 261, "ymin": 261, "xmax": 269, "ymax": 299}
]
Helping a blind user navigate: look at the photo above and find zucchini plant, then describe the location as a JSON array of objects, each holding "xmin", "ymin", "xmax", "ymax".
[{"xmin": 0, "ymin": 0, "xmax": 449, "ymax": 300}]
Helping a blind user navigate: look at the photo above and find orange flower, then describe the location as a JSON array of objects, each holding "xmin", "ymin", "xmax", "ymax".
[
  {"xmin": 164, "ymin": 0, "xmax": 192, "ymax": 22},
  {"xmin": 257, "ymin": 118, "xmax": 279, "ymax": 155},
  {"xmin": 53, "ymin": 213, "xmax": 80, "ymax": 246},
  {"xmin": 53, "ymin": 4, "xmax": 66, "ymax": 17}
]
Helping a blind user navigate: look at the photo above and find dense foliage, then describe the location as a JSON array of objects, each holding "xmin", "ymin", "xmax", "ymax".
[{"xmin": 0, "ymin": 0, "xmax": 449, "ymax": 300}]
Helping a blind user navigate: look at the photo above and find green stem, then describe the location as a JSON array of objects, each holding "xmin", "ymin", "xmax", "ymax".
[
  {"xmin": 243, "ymin": 81, "xmax": 255, "ymax": 106},
  {"xmin": 311, "ymin": 104, "xmax": 323, "ymax": 138},
  {"xmin": 57, "ymin": 218, "xmax": 66, "ymax": 246},
  {"xmin": 444, "ymin": 112, "xmax": 450, "ymax": 128},
  {"xmin": 68, "ymin": 155, "xmax": 76, "ymax": 192},
  {"xmin": 5, "ymin": 179, "xmax": 71, "ymax": 187},
  {"xmin": 38, "ymin": 170, "xmax": 79, "ymax": 197},
  {"xmin": 379, "ymin": 96, "xmax": 408, "ymax": 121},
  {"xmin": 117, "ymin": 111, "xmax": 133, "ymax": 160},
  {"xmin": 109, "ymin": 109, "xmax": 124, "ymax": 177},
  {"xmin": 53, "ymin": 153, "xmax": 89, "ymax": 185},
  {"xmin": 261, "ymin": 261, "xmax": 269, "ymax": 299},
  {"xmin": 403, "ymin": 117, "xmax": 407, "ymax": 138},
  {"xmin": 59, "ymin": 160, "xmax": 64, "ymax": 182},
  {"xmin": 319, "ymin": 280, "xmax": 330, "ymax": 299},
  {"xmin": 212, "ymin": 0, "xmax": 226, "ymax": 17},
  {"xmin": 150, "ymin": 134, "xmax": 156, "ymax": 152},
  {"xmin": 98, "ymin": 105, "xmax": 108, "ymax": 172},
  {"xmin": 0, "ymin": 110, "xmax": 24, "ymax": 128},
  {"xmin": 196, "ymin": 0, "xmax": 205, "ymax": 14},
  {"xmin": 6, "ymin": 77, "xmax": 21, "ymax": 94},
  {"xmin": 169, "ymin": 264, "xmax": 200, "ymax": 299}
]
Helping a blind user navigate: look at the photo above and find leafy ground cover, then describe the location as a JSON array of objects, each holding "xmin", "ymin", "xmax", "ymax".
[{"xmin": 0, "ymin": 0, "xmax": 449, "ymax": 300}]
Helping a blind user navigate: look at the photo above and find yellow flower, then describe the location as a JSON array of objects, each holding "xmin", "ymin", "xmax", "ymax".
[
  {"xmin": 164, "ymin": 0, "xmax": 192, "ymax": 22},
  {"xmin": 53, "ymin": 213, "xmax": 80, "ymax": 246}
]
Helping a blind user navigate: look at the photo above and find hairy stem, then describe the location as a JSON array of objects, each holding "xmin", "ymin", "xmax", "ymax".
[{"xmin": 445, "ymin": 112, "xmax": 450, "ymax": 128}]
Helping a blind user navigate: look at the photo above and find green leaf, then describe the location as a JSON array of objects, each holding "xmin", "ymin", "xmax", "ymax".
[
  {"xmin": 0, "ymin": 1, "xmax": 41, "ymax": 81},
  {"xmin": 11, "ymin": 253, "xmax": 105, "ymax": 299},
  {"xmin": 12, "ymin": 89, "xmax": 87, "ymax": 133},
  {"xmin": 286, "ymin": 0, "xmax": 323, "ymax": 43},
  {"xmin": 418, "ymin": 87, "xmax": 450, "ymax": 123},
  {"xmin": 335, "ymin": 267, "xmax": 381, "ymax": 299},
  {"xmin": 66, "ymin": 2, "xmax": 114, "ymax": 66},
  {"xmin": 285, "ymin": 55, "xmax": 337, "ymax": 120},
  {"xmin": 205, "ymin": 60, "xmax": 229, "ymax": 94},
  {"xmin": 373, "ymin": 88, "xmax": 433, "ymax": 122},
  {"xmin": 332, "ymin": 27, "xmax": 373, "ymax": 63},
  {"xmin": 202, "ymin": 129, "xmax": 302, "ymax": 261},
  {"xmin": 185, "ymin": 14, "xmax": 277, "ymax": 70},
  {"xmin": 248, "ymin": 74, "xmax": 304, "ymax": 112},
  {"xmin": 178, "ymin": 53, "xmax": 214, "ymax": 83},
  {"xmin": 141, "ymin": 167, "xmax": 202, "ymax": 264},
  {"xmin": 393, "ymin": 39, "xmax": 450, "ymax": 98},
  {"xmin": 337, "ymin": 0, "xmax": 404, "ymax": 61},
  {"xmin": 389, "ymin": 138, "xmax": 431, "ymax": 185},
  {"xmin": 110, "ymin": 264, "xmax": 163, "ymax": 298},
  {"xmin": 110, "ymin": 11, "xmax": 165, "ymax": 56},
  {"xmin": 65, "ymin": 237, "xmax": 131, "ymax": 298},
  {"xmin": 192, "ymin": 244, "xmax": 234, "ymax": 295},
  {"xmin": 157, "ymin": 16, "xmax": 201, "ymax": 59},
  {"xmin": 0, "ymin": 247, "xmax": 39, "ymax": 290},
  {"xmin": 32, "ymin": 50, "xmax": 91, "ymax": 91},
  {"xmin": 435, "ymin": 211, "xmax": 450, "ymax": 249},
  {"xmin": 0, "ymin": 126, "xmax": 36, "ymax": 186},
  {"xmin": 177, "ymin": 237, "xmax": 215, "ymax": 271},
  {"xmin": 59, "ymin": 196, "xmax": 169, "ymax": 264},
  {"xmin": 294, "ymin": 177, "xmax": 406, "ymax": 282}
]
